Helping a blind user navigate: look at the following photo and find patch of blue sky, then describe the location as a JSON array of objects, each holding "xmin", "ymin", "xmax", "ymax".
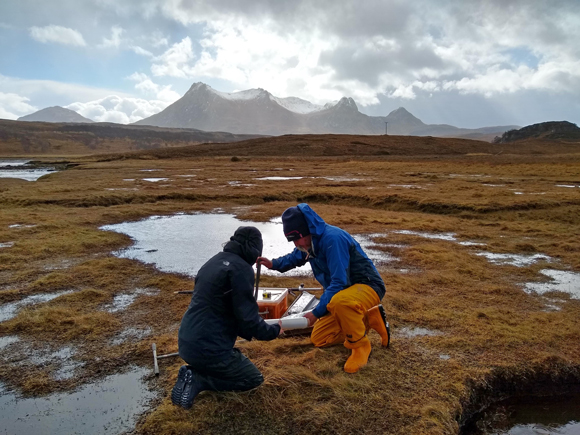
[
  {"xmin": 1, "ymin": 43, "xmax": 147, "ymax": 96},
  {"xmin": 502, "ymin": 47, "xmax": 540, "ymax": 69}
]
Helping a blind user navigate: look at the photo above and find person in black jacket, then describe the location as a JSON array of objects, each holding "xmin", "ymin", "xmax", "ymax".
[{"xmin": 172, "ymin": 226, "xmax": 282, "ymax": 409}]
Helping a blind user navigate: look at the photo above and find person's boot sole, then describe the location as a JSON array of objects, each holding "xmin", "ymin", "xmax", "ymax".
[
  {"xmin": 171, "ymin": 365, "xmax": 189, "ymax": 406},
  {"xmin": 180, "ymin": 369, "xmax": 196, "ymax": 409},
  {"xmin": 378, "ymin": 304, "xmax": 391, "ymax": 348}
]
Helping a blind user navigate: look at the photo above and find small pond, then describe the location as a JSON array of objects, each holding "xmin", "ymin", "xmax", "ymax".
[
  {"xmin": 0, "ymin": 366, "xmax": 156, "ymax": 435},
  {"xmin": 463, "ymin": 393, "xmax": 580, "ymax": 435},
  {"xmin": 0, "ymin": 159, "xmax": 57, "ymax": 181},
  {"xmin": 100, "ymin": 213, "xmax": 395, "ymax": 278}
]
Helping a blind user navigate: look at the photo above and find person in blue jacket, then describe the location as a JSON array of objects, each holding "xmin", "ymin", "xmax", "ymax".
[
  {"xmin": 258, "ymin": 204, "xmax": 390, "ymax": 374},
  {"xmin": 172, "ymin": 226, "xmax": 282, "ymax": 409}
]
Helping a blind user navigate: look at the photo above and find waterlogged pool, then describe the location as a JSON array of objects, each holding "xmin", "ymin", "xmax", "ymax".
[
  {"xmin": 525, "ymin": 269, "xmax": 580, "ymax": 299},
  {"xmin": 100, "ymin": 213, "xmax": 396, "ymax": 278},
  {"xmin": 0, "ymin": 159, "xmax": 57, "ymax": 181},
  {"xmin": 465, "ymin": 393, "xmax": 580, "ymax": 435},
  {"xmin": 0, "ymin": 290, "xmax": 74, "ymax": 322},
  {"xmin": 101, "ymin": 213, "xmax": 312, "ymax": 277},
  {"xmin": 0, "ymin": 366, "xmax": 156, "ymax": 435}
]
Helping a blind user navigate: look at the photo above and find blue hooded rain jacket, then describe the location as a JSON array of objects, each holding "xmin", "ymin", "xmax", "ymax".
[{"xmin": 272, "ymin": 204, "xmax": 386, "ymax": 318}]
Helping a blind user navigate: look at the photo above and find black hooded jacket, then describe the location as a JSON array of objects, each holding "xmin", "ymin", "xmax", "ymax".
[{"xmin": 178, "ymin": 226, "xmax": 281, "ymax": 364}]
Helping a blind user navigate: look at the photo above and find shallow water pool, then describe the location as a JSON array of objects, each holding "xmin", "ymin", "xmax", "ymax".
[
  {"xmin": 101, "ymin": 213, "xmax": 312, "ymax": 277},
  {"xmin": 0, "ymin": 159, "xmax": 57, "ymax": 181},
  {"xmin": 0, "ymin": 366, "xmax": 156, "ymax": 435},
  {"xmin": 101, "ymin": 213, "xmax": 395, "ymax": 278},
  {"xmin": 525, "ymin": 269, "xmax": 580, "ymax": 299},
  {"xmin": 464, "ymin": 393, "xmax": 580, "ymax": 435}
]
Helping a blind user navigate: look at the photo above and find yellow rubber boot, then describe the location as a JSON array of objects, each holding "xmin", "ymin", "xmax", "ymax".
[
  {"xmin": 344, "ymin": 341, "xmax": 371, "ymax": 374},
  {"xmin": 367, "ymin": 304, "xmax": 391, "ymax": 347}
]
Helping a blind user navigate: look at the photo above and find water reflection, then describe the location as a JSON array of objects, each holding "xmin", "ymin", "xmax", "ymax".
[
  {"xmin": 525, "ymin": 269, "xmax": 580, "ymax": 299},
  {"xmin": 255, "ymin": 176, "xmax": 303, "ymax": 181},
  {"xmin": 476, "ymin": 253, "xmax": 552, "ymax": 267},
  {"xmin": 0, "ymin": 290, "xmax": 74, "ymax": 322},
  {"xmin": 397, "ymin": 326, "xmax": 442, "ymax": 338},
  {"xmin": 0, "ymin": 336, "xmax": 19, "ymax": 350},
  {"xmin": 109, "ymin": 327, "xmax": 152, "ymax": 346},
  {"xmin": 465, "ymin": 393, "xmax": 580, "ymax": 435},
  {"xmin": 103, "ymin": 288, "xmax": 159, "ymax": 313},
  {"xmin": 0, "ymin": 159, "xmax": 56, "ymax": 181},
  {"xmin": 142, "ymin": 178, "xmax": 168, "ymax": 182},
  {"xmin": 0, "ymin": 367, "xmax": 156, "ymax": 435},
  {"xmin": 101, "ymin": 213, "xmax": 312, "ymax": 277},
  {"xmin": 0, "ymin": 159, "xmax": 30, "ymax": 166},
  {"xmin": 392, "ymin": 230, "xmax": 485, "ymax": 246},
  {"xmin": 354, "ymin": 233, "xmax": 397, "ymax": 265},
  {"xmin": 101, "ymin": 213, "xmax": 397, "ymax": 278}
]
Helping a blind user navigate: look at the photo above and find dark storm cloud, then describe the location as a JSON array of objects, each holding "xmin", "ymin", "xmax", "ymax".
[{"xmin": 319, "ymin": 42, "xmax": 447, "ymax": 86}]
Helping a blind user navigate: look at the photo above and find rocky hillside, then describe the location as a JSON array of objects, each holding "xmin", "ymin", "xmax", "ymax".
[
  {"xmin": 494, "ymin": 121, "xmax": 580, "ymax": 142},
  {"xmin": 0, "ymin": 120, "xmax": 261, "ymax": 155}
]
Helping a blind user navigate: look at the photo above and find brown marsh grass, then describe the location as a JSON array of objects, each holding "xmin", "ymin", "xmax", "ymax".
[{"xmin": 0, "ymin": 136, "xmax": 579, "ymax": 434}]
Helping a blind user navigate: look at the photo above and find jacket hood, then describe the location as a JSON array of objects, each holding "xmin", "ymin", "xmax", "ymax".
[
  {"xmin": 296, "ymin": 203, "xmax": 327, "ymax": 237},
  {"xmin": 223, "ymin": 226, "xmax": 263, "ymax": 265}
]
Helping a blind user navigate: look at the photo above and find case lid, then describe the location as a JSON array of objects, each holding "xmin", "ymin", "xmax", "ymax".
[{"xmin": 256, "ymin": 288, "xmax": 288, "ymax": 303}]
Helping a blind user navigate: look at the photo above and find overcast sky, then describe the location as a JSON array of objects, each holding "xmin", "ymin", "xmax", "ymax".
[{"xmin": 1, "ymin": 0, "xmax": 578, "ymax": 128}]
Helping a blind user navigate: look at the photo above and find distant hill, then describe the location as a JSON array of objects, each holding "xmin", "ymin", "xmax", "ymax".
[
  {"xmin": 494, "ymin": 121, "xmax": 580, "ymax": 143},
  {"xmin": 98, "ymin": 133, "xmax": 580, "ymax": 162},
  {"xmin": 0, "ymin": 119, "xmax": 261, "ymax": 155},
  {"xmin": 134, "ymin": 82, "xmax": 518, "ymax": 139},
  {"xmin": 18, "ymin": 106, "xmax": 94, "ymax": 123}
]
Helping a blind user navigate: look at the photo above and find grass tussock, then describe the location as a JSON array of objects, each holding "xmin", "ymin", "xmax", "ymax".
[{"xmin": 0, "ymin": 306, "xmax": 119, "ymax": 340}]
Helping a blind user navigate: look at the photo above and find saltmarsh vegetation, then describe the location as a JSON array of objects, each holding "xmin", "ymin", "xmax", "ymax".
[{"xmin": 0, "ymin": 138, "xmax": 579, "ymax": 434}]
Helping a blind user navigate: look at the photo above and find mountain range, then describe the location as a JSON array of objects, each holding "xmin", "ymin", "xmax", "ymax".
[
  {"xmin": 17, "ymin": 83, "xmax": 519, "ymax": 139},
  {"xmin": 134, "ymin": 83, "xmax": 519, "ymax": 138}
]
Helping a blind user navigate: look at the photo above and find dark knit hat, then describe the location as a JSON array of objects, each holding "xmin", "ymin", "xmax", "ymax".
[
  {"xmin": 282, "ymin": 206, "xmax": 310, "ymax": 241},
  {"xmin": 228, "ymin": 226, "xmax": 263, "ymax": 265}
]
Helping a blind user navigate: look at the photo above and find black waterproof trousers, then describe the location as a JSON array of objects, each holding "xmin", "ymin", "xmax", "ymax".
[{"xmin": 185, "ymin": 348, "xmax": 264, "ymax": 393}]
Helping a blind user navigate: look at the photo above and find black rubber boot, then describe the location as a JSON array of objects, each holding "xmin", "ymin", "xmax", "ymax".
[
  {"xmin": 367, "ymin": 304, "xmax": 391, "ymax": 348},
  {"xmin": 171, "ymin": 365, "xmax": 190, "ymax": 406},
  {"xmin": 180, "ymin": 369, "xmax": 204, "ymax": 410}
]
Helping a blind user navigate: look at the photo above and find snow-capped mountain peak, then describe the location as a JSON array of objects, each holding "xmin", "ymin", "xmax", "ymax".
[
  {"xmin": 211, "ymin": 87, "xmax": 269, "ymax": 101},
  {"xmin": 271, "ymin": 96, "xmax": 326, "ymax": 114}
]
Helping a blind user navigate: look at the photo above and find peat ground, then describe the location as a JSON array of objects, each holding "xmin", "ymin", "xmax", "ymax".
[{"xmin": 0, "ymin": 134, "xmax": 579, "ymax": 434}]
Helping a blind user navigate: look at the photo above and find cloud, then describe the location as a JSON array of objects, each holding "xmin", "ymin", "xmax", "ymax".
[
  {"xmin": 127, "ymin": 72, "xmax": 180, "ymax": 102},
  {"xmin": 66, "ymin": 95, "xmax": 172, "ymax": 124},
  {"xmin": 29, "ymin": 25, "xmax": 86, "ymax": 46},
  {"xmin": 0, "ymin": 92, "xmax": 37, "ymax": 120},
  {"xmin": 151, "ymin": 37, "xmax": 196, "ymax": 78},
  {"xmin": 144, "ymin": 0, "xmax": 580, "ymax": 108},
  {"xmin": 4, "ymin": 0, "xmax": 579, "ymax": 126},
  {"xmin": 148, "ymin": 31, "xmax": 169, "ymax": 48},
  {"xmin": 99, "ymin": 26, "xmax": 125, "ymax": 48},
  {"xmin": 131, "ymin": 46, "xmax": 154, "ymax": 57},
  {"xmin": 0, "ymin": 74, "xmax": 178, "ymax": 124},
  {"xmin": 0, "ymin": 74, "xmax": 131, "ymax": 106}
]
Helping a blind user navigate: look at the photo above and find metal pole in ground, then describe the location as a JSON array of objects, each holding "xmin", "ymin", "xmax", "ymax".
[{"xmin": 152, "ymin": 343, "xmax": 180, "ymax": 375}]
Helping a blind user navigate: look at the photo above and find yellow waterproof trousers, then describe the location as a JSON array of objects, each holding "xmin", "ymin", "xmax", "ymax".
[{"xmin": 310, "ymin": 283, "xmax": 380, "ymax": 350}]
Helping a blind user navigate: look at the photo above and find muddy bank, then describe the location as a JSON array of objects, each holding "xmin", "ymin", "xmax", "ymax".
[{"xmin": 459, "ymin": 362, "xmax": 580, "ymax": 433}]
